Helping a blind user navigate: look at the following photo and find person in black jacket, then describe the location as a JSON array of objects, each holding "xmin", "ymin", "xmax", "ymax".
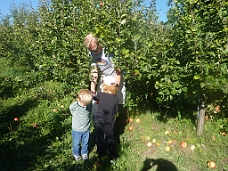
[{"xmin": 93, "ymin": 76, "xmax": 119, "ymax": 160}]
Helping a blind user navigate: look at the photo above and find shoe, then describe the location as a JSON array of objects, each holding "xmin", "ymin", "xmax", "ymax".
[
  {"xmin": 82, "ymin": 154, "xmax": 88, "ymax": 160},
  {"xmin": 73, "ymin": 155, "xmax": 81, "ymax": 161}
]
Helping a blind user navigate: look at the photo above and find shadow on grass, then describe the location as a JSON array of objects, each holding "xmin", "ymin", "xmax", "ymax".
[
  {"xmin": 0, "ymin": 98, "xmax": 38, "ymax": 136},
  {"xmin": 141, "ymin": 158, "xmax": 178, "ymax": 171},
  {"xmin": 114, "ymin": 104, "xmax": 129, "ymax": 145},
  {"xmin": 0, "ymin": 96, "xmax": 74, "ymax": 171}
]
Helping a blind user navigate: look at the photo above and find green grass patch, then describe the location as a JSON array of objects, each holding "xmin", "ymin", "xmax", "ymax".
[{"xmin": 0, "ymin": 80, "xmax": 227, "ymax": 171}]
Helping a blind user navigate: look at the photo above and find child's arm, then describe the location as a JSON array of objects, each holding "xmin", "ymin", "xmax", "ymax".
[
  {"xmin": 90, "ymin": 64, "xmax": 98, "ymax": 94},
  {"xmin": 115, "ymin": 68, "xmax": 121, "ymax": 87}
]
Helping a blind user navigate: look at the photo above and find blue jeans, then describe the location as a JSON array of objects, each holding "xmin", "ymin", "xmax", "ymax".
[{"xmin": 72, "ymin": 129, "xmax": 89, "ymax": 156}]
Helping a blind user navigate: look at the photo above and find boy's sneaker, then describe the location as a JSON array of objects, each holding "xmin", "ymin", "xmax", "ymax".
[
  {"xmin": 82, "ymin": 154, "xmax": 88, "ymax": 160},
  {"xmin": 73, "ymin": 155, "xmax": 81, "ymax": 161}
]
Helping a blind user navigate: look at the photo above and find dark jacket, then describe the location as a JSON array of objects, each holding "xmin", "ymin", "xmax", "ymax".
[{"xmin": 93, "ymin": 92, "xmax": 119, "ymax": 124}]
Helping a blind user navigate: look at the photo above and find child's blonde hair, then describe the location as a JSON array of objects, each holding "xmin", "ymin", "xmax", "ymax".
[
  {"xmin": 103, "ymin": 84, "xmax": 118, "ymax": 95},
  {"xmin": 77, "ymin": 89, "xmax": 93, "ymax": 106},
  {"xmin": 84, "ymin": 33, "xmax": 102, "ymax": 49}
]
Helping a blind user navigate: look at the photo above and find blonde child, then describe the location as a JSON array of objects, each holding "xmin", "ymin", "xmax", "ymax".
[{"xmin": 69, "ymin": 89, "xmax": 93, "ymax": 161}]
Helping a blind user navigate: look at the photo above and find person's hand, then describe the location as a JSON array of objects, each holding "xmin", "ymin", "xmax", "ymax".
[{"xmin": 91, "ymin": 90, "xmax": 96, "ymax": 97}]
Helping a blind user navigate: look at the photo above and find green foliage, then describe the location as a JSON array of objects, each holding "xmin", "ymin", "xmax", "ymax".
[{"xmin": 0, "ymin": 0, "xmax": 228, "ymax": 118}]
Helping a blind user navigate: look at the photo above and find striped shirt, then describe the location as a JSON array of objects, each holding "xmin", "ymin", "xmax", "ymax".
[
  {"xmin": 69, "ymin": 101, "xmax": 92, "ymax": 132},
  {"xmin": 90, "ymin": 48, "xmax": 115, "ymax": 76}
]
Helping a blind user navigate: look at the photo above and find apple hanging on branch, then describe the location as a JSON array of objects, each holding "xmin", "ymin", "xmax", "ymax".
[{"xmin": 14, "ymin": 117, "xmax": 19, "ymax": 121}]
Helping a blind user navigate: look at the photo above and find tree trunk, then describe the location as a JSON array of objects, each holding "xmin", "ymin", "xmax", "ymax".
[{"xmin": 197, "ymin": 102, "xmax": 205, "ymax": 136}]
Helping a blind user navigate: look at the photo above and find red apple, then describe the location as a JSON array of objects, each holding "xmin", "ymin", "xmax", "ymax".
[
  {"xmin": 215, "ymin": 105, "xmax": 220, "ymax": 112},
  {"xmin": 128, "ymin": 126, "xmax": 133, "ymax": 131},
  {"xmin": 99, "ymin": 1, "xmax": 104, "ymax": 6},
  {"xmin": 14, "ymin": 117, "xmax": 19, "ymax": 121},
  {"xmin": 207, "ymin": 161, "xmax": 216, "ymax": 169},
  {"xmin": 180, "ymin": 141, "xmax": 187, "ymax": 148},
  {"xmin": 168, "ymin": 140, "xmax": 173, "ymax": 146}
]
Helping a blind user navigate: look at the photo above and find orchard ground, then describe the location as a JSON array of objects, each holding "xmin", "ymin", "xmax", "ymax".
[{"xmin": 0, "ymin": 79, "xmax": 227, "ymax": 171}]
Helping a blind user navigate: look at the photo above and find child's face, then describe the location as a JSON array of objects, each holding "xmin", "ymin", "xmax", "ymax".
[{"xmin": 89, "ymin": 41, "xmax": 102, "ymax": 54}]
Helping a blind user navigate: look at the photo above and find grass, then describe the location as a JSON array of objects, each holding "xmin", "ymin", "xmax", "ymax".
[{"xmin": 0, "ymin": 62, "xmax": 228, "ymax": 171}]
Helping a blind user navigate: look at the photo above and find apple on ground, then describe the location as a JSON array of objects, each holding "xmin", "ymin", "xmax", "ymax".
[
  {"xmin": 220, "ymin": 132, "xmax": 226, "ymax": 136},
  {"xmin": 147, "ymin": 142, "xmax": 152, "ymax": 147},
  {"xmin": 165, "ymin": 130, "xmax": 169, "ymax": 134},
  {"xmin": 136, "ymin": 118, "xmax": 140, "ymax": 123},
  {"xmin": 146, "ymin": 136, "xmax": 151, "ymax": 141},
  {"xmin": 207, "ymin": 161, "xmax": 216, "ymax": 169},
  {"xmin": 165, "ymin": 146, "xmax": 171, "ymax": 152},
  {"xmin": 180, "ymin": 141, "xmax": 187, "ymax": 148},
  {"xmin": 190, "ymin": 145, "xmax": 195, "ymax": 150},
  {"xmin": 128, "ymin": 118, "xmax": 133, "ymax": 123},
  {"xmin": 156, "ymin": 142, "xmax": 160, "ymax": 146},
  {"xmin": 53, "ymin": 108, "xmax": 58, "ymax": 112},
  {"xmin": 168, "ymin": 140, "xmax": 173, "ymax": 146},
  {"xmin": 128, "ymin": 126, "xmax": 133, "ymax": 131},
  {"xmin": 212, "ymin": 136, "xmax": 216, "ymax": 140}
]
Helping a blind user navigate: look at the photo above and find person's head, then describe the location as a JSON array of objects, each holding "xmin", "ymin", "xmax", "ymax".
[
  {"xmin": 84, "ymin": 33, "xmax": 102, "ymax": 54},
  {"xmin": 77, "ymin": 89, "xmax": 93, "ymax": 106},
  {"xmin": 102, "ymin": 76, "xmax": 118, "ymax": 95},
  {"xmin": 103, "ymin": 84, "xmax": 118, "ymax": 95}
]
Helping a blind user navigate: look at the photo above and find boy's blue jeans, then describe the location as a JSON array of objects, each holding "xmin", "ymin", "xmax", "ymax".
[{"xmin": 72, "ymin": 129, "xmax": 89, "ymax": 156}]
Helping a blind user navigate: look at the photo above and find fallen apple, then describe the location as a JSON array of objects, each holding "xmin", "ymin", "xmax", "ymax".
[
  {"xmin": 147, "ymin": 142, "xmax": 152, "ymax": 147},
  {"xmin": 128, "ymin": 126, "xmax": 133, "ymax": 131},
  {"xmin": 53, "ymin": 108, "xmax": 58, "ymax": 112},
  {"xmin": 165, "ymin": 130, "xmax": 169, "ymax": 134},
  {"xmin": 136, "ymin": 118, "xmax": 140, "ymax": 123},
  {"xmin": 128, "ymin": 118, "xmax": 133, "ymax": 123},
  {"xmin": 220, "ymin": 132, "xmax": 226, "ymax": 136},
  {"xmin": 190, "ymin": 145, "xmax": 195, "ymax": 150},
  {"xmin": 180, "ymin": 141, "xmax": 187, "ymax": 148},
  {"xmin": 165, "ymin": 146, "xmax": 171, "ymax": 152},
  {"xmin": 168, "ymin": 140, "xmax": 173, "ymax": 146},
  {"xmin": 60, "ymin": 105, "xmax": 64, "ymax": 109},
  {"xmin": 156, "ymin": 142, "xmax": 160, "ymax": 146},
  {"xmin": 146, "ymin": 136, "xmax": 151, "ymax": 141},
  {"xmin": 207, "ymin": 161, "xmax": 216, "ymax": 169}
]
